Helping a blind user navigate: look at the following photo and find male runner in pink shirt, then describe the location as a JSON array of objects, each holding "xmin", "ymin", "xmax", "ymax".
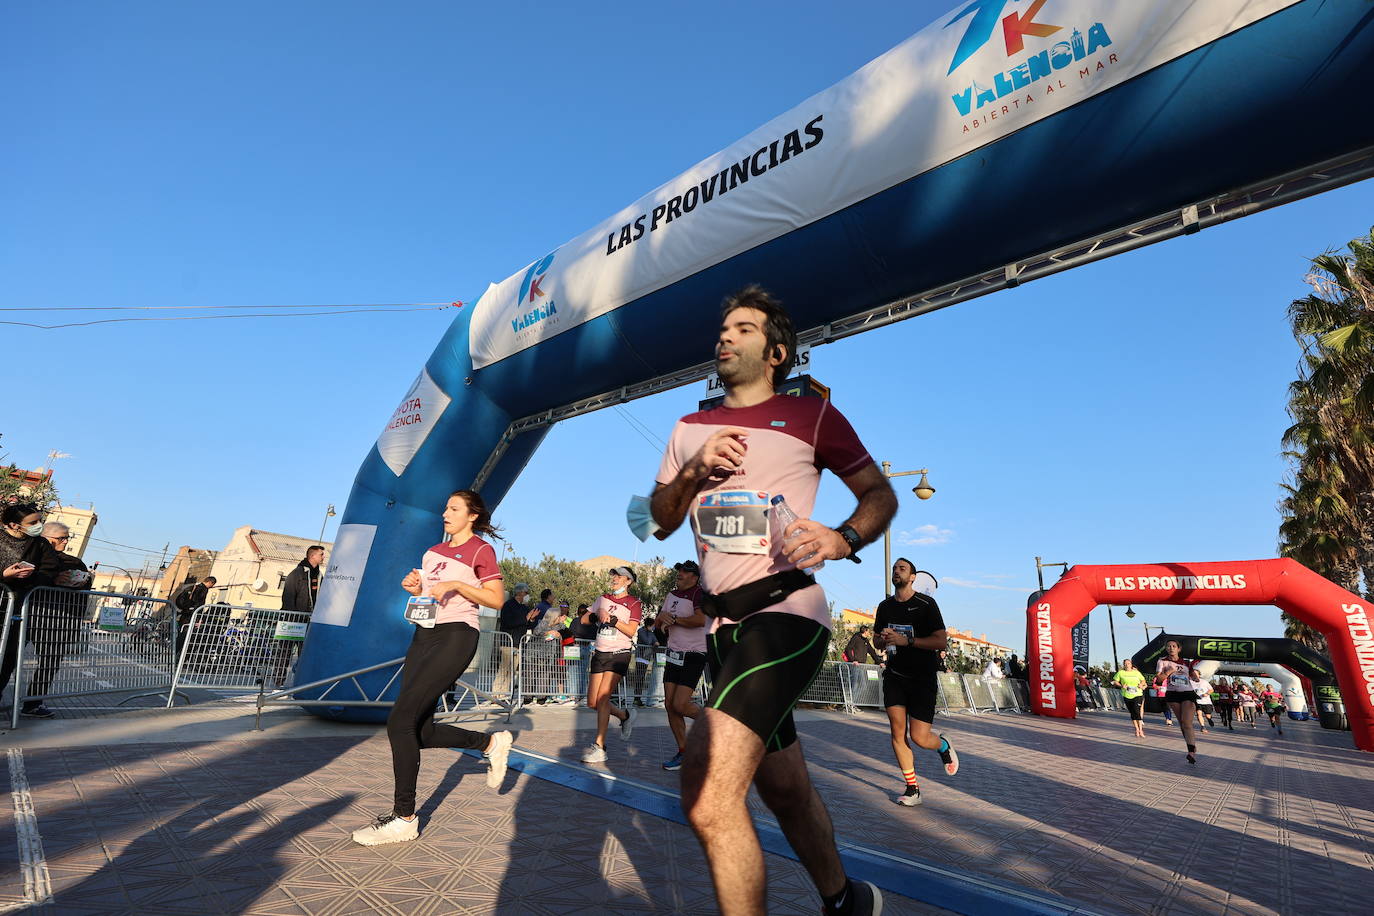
[{"xmin": 651, "ymin": 285, "xmax": 895, "ymax": 916}]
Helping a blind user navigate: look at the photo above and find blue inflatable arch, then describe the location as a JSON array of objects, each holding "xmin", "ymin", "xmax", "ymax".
[{"xmin": 296, "ymin": 0, "xmax": 1374, "ymax": 719}]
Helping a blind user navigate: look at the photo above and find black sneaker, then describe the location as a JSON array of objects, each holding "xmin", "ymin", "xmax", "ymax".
[
  {"xmin": 847, "ymin": 879, "xmax": 884, "ymax": 915},
  {"xmin": 896, "ymin": 785, "xmax": 921, "ymax": 807},
  {"xmin": 20, "ymin": 704, "xmax": 54, "ymax": 719}
]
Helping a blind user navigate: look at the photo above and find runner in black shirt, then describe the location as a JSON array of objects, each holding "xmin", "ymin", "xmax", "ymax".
[{"xmin": 873, "ymin": 560, "xmax": 959, "ymax": 806}]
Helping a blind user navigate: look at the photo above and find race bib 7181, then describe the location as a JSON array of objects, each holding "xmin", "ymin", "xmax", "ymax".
[{"xmin": 694, "ymin": 489, "xmax": 770, "ymax": 555}]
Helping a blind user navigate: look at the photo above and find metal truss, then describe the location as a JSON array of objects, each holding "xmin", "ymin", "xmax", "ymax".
[{"xmin": 474, "ymin": 144, "xmax": 1374, "ymax": 490}]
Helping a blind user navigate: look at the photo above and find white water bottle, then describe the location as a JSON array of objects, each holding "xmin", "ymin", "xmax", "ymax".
[{"xmin": 770, "ymin": 495, "xmax": 823, "ymax": 575}]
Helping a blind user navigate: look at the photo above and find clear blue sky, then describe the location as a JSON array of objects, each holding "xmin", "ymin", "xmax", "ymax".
[{"xmin": 4, "ymin": 1, "xmax": 1371, "ymax": 662}]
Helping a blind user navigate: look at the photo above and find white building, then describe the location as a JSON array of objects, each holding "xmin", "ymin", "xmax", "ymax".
[{"xmin": 208, "ymin": 527, "xmax": 331, "ymax": 609}]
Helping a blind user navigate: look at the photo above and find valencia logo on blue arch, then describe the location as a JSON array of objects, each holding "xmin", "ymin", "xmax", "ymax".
[
  {"xmin": 518, "ymin": 252, "xmax": 556, "ymax": 305},
  {"xmin": 511, "ymin": 251, "xmax": 559, "ymax": 336},
  {"xmin": 945, "ymin": 0, "xmax": 1062, "ymax": 75}
]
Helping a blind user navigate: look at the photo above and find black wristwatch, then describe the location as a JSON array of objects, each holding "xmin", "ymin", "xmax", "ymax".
[
  {"xmin": 607, "ymin": 615, "xmax": 619, "ymax": 627},
  {"xmin": 836, "ymin": 525, "xmax": 863, "ymax": 563}
]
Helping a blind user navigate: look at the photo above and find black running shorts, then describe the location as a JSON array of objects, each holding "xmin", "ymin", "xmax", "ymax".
[
  {"xmin": 1125, "ymin": 695, "xmax": 1144, "ymax": 721},
  {"xmin": 882, "ymin": 671, "xmax": 937, "ymax": 723},
  {"xmin": 589, "ymin": 649, "xmax": 631, "ymax": 677},
  {"xmin": 706, "ymin": 613, "xmax": 829, "ymax": 753},
  {"xmin": 663, "ymin": 650, "xmax": 707, "ymax": 689},
  {"xmin": 1164, "ymin": 690, "xmax": 1197, "ymax": 704}
]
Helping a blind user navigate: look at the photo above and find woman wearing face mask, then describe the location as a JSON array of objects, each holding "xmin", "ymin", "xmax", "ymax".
[
  {"xmin": 578, "ymin": 566, "xmax": 643, "ymax": 763},
  {"xmin": 1, "ymin": 503, "xmax": 64, "ymax": 706}
]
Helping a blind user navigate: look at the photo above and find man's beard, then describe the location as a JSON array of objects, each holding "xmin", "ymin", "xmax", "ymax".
[{"xmin": 717, "ymin": 350, "xmax": 768, "ymax": 386}]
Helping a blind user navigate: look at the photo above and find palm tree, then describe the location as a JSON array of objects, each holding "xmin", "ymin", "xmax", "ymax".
[{"xmin": 1281, "ymin": 228, "xmax": 1374, "ymax": 599}]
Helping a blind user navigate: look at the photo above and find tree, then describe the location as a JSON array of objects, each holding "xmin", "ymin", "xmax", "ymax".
[
  {"xmin": 630, "ymin": 558, "xmax": 675, "ymax": 618},
  {"xmin": 1280, "ymin": 228, "xmax": 1374, "ymax": 611},
  {"xmin": 495, "ymin": 553, "xmax": 674, "ymax": 616},
  {"xmin": 498, "ymin": 554, "xmax": 603, "ymax": 611},
  {"xmin": 0, "ymin": 445, "xmax": 60, "ymax": 512}
]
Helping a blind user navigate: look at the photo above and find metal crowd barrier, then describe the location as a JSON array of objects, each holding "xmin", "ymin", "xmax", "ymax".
[
  {"xmin": 937, "ymin": 672, "xmax": 970, "ymax": 713},
  {"xmin": 799, "ymin": 660, "xmax": 854, "ymax": 710},
  {"xmin": 10, "ymin": 586, "xmax": 179, "ymax": 727},
  {"xmin": 0, "ymin": 584, "xmax": 15, "ymax": 709},
  {"xmin": 254, "ymin": 629, "xmax": 515, "ymax": 728},
  {"xmin": 167, "ymin": 603, "xmax": 311, "ymax": 699},
  {"xmin": 845, "ymin": 662, "xmax": 885, "ymax": 710}
]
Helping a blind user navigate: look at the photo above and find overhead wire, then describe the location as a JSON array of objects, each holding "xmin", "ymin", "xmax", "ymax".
[
  {"xmin": 612, "ymin": 405, "xmax": 667, "ymax": 451},
  {"xmin": 1, "ymin": 302, "xmax": 461, "ymax": 330}
]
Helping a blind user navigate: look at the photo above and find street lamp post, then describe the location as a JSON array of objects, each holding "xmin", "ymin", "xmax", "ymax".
[
  {"xmin": 318, "ymin": 504, "xmax": 336, "ymax": 544},
  {"xmin": 881, "ymin": 463, "xmax": 935, "ymax": 596},
  {"xmin": 1105, "ymin": 604, "xmax": 1121, "ymax": 668},
  {"xmin": 1034, "ymin": 556, "xmax": 1069, "ymax": 591}
]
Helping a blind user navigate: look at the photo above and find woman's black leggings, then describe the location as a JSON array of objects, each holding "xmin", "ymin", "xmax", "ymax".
[{"xmin": 387, "ymin": 622, "xmax": 489, "ymax": 817}]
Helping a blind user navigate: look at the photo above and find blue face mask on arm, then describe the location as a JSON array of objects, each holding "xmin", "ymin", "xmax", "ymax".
[{"xmin": 625, "ymin": 495, "xmax": 658, "ymax": 542}]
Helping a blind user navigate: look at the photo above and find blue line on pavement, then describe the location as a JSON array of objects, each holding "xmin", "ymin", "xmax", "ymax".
[{"xmin": 458, "ymin": 747, "xmax": 1109, "ymax": 916}]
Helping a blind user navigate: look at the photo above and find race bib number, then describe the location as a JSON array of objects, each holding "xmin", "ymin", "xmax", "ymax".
[
  {"xmin": 405, "ymin": 596, "xmax": 438, "ymax": 628},
  {"xmin": 694, "ymin": 489, "xmax": 770, "ymax": 555},
  {"xmin": 666, "ymin": 649, "xmax": 685, "ymax": 667},
  {"xmin": 1168, "ymin": 672, "xmax": 1191, "ymax": 691}
]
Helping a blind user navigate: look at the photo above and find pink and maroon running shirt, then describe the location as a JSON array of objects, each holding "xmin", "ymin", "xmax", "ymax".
[
  {"xmin": 656, "ymin": 394, "xmax": 873, "ymax": 631},
  {"xmin": 419, "ymin": 536, "xmax": 501, "ymax": 628}
]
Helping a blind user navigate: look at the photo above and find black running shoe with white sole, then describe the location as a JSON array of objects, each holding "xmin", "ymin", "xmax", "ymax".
[{"xmin": 849, "ymin": 879, "xmax": 884, "ymax": 915}]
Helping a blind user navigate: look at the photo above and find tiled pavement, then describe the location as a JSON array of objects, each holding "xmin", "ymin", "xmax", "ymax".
[{"xmin": 1, "ymin": 701, "xmax": 1371, "ymax": 914}]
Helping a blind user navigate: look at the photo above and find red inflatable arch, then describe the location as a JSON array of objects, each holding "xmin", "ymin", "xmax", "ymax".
[{"xmin": 1026, "ymin": 559, "xmax": 1374, "ymax": 751}]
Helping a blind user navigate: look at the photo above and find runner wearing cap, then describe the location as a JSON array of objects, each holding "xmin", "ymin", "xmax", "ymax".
[
  {"xmin": 650, "ymin": 285, "xmax": 895, "ymax": 916},
  {"xmin": 578, "ymin": 566, "xmax": 642, "ymax": 763},
  {"xmin": 657, "ymin": 560, "xmax": 707, "ymax": 771},
  {"xmin": 352, "ymin": 489, "xmax": 514, "ymax": 847},
  {"xmin": 873, "ymin": 560, "xmax": 956, "ymax": 807}
]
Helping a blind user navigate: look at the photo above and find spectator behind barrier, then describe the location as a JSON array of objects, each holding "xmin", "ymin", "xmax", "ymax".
[
  {"xmin": 844, "ymin": 624, "xmax": 881, "ymax": 664},
  {"xmin": 532, "ymin": 588, "xmax": 562, "ymax": 637},
  {"xmin": 281, "ymin": 546, "xmax": 324, "ymax": 614},
  {"xmin": 1006, "ymin": 654, "xmax": 1025, "ymax": 679},
  {"xmin": 18, "ymin": 522, "xmax": 94, "ymax": 718},
  {"xmin": 173, "ymin": 576, "xmax": 216, "ymax": 655},
  {"xmin": 0, "ymin": 503, "xmax": 64, "ymax": 705},
  {"xmin": 275, "ymin": 546, "xmax": 322, "ymax": 687}
]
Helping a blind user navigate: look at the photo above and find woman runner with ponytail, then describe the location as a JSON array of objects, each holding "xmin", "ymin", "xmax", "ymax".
[{"xmin": 352, "ymin": 490, "xmax": 514, "ymax": 846}]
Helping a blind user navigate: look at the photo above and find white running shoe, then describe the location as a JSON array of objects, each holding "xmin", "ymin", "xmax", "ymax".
[
  {"xmin": 484, "ymin": 730, "xmax": 513, "ymax": 789},
  {"xmin": 581, "ymin": 743, "xmax": 607, "ymax": 763},
  {"xmin": 937, "ymin": 734, "xmax": 959, "ymax": 777},
  {"xmin": 351, "ymin": 813, "xmax": 419, "ymax": 846},
  {"xmin": 896, "ymin": 785, "xmax": 922, "ymax": 807},
  {"xmin": 620, "ymin": 706, "xmax": 638, "ymax": 742}
]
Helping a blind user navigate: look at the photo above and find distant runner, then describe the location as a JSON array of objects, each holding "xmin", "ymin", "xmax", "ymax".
[
  {"xmin": 1214, "ymin": 678, "xmax": 1235, "ymax": 730},
  {"xmin": 874, "ymin": 560, "xmax": 957, "ymax": 806},
  {"xmin": 1112, "ymin": 659, "xmax": 1147, "ymax": 738},
  {"xmin": 1261, "ymin": 685, "xmax": 1285, "ymax": 734},
  {"xmin": 578, "ymin": 567, "xmax": 642, "ymax": 763},
  {"xmin": 657, "ymin": 560, "xmax": 707, "ymax": 771},
  {"xmin": 1190, "ymin": 670, "xmax": 1214, "ymax": 732}
]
